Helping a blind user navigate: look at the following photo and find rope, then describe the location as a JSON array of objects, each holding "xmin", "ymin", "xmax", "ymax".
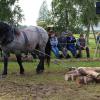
[
  {"xmin": 58, "ymin": 42, "xmax": 85, "ymax": 44},
  {"xmin": 34, "ymin": 48, "xmax": 51, "ymax": 58}
]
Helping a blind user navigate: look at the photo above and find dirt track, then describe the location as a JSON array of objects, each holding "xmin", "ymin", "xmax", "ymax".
[
  {"xmin": 0, "ymin": 77, "xmax": 67, "ymax": 100},
  {"xmin": 0, "ymin": 60, "xmax": 100, "ymax": 100},
  {"xmin": 0, "ymin": 72, "xmax": 100, "ymax": 100}
]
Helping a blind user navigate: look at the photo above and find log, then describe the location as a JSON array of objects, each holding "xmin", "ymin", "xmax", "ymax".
[
  {"xmin": 78, "ymin": 67, "xmax": 100, "ymax": 73},
  {"xmin": 68, "ymin": 67, "xmax": 100, "ymax": 72},
  {"xmin": 65, "ymin": 67, "xmax": 100, "ymax": 82},
  {"xmin": 76, "ymin": 76, "xmax": 95, "ymax": 85},
  {"xmin": 68, "ymin": 67, "xmax": 100, "ymax": 78},
  {"xmin": 78, "ymin": 68, "xmax": 100, "ymax": 78},
  {"xmin": 65, "ymin": 70, "xmax": 81, "ymax": 81},
  {"xmin": 65, "ymin": 74, "xmax": 78, "ymax": 81}
]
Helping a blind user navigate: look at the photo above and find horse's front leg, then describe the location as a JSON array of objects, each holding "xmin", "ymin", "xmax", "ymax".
[
  {"xmin": 36, "ymin": 47, "xmax": 45, "ymax": 74},
  {"xmin": 2, "ymin": 52, "xmax": 9, "ymax": 75},
  {"xmin": 36, "ymin": 55, "xmax": 44, "ymax": 74},
  {"xmin": 16, "ymin": 54, "xmax": 24, "ymax": 74}
]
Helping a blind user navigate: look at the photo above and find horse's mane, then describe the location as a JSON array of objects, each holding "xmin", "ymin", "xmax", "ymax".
[
  {"xmin": 0, "ymin": 22, "xmax": 21, "ymax": 36},
  {"xmin": 0, "ymin": 22, "xmax": 10, "ymax": 33}
]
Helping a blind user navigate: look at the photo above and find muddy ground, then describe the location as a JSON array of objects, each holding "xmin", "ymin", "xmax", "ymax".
[
  {"xmin": 0, "ymin": 59, "xmax": 100, "ymax": 100},
  {"xmin": 0, "ymin": 71, "xmax": 100, "ymax": 100}
]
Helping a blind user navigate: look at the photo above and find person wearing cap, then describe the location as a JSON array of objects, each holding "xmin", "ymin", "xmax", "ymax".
[
  {"xmin": 66, "ymin": 31, "xmax": 77, "ymax": 57},
  {"xmin": 58, "ymin": 32, "xmax": 71, "ymax": 58},
  {"xmin": 76, "ymin": 34, "xmax": 90, "ymax": 58},
  {"xmin": 49, "ymin": 31, "xmax": 61, "ymax": 58}
]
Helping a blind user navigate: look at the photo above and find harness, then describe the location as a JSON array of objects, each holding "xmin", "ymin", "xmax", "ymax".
[
  {"xmin": 22, "ymin": 31, "xmax": 29, "ymax": 46},
  {"xmin": 22, "ymin": 31, "xmax": 31, "ymax": 52}
]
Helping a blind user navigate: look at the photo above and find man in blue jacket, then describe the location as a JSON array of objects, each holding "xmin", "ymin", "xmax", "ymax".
[
  {"xmin": 58, "ymin": 32, "xmax": 71, "ymax": 58},
  {"xmin": 66, "ymin": 31, "xmax": 77, "ymax": 57}
]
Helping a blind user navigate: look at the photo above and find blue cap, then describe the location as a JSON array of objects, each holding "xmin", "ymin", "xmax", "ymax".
[
  {"xmin": 66, "ymin": 31, "xmax": 72, "ymax": 34},
  {"xmin": 61, "ymin": 32, "xmax": 67, "ymax": 35}
]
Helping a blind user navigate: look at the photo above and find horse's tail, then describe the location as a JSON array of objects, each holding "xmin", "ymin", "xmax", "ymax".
[{"xmin": 45, "ymin": 38, "xmax": 51, "ymax": 66}]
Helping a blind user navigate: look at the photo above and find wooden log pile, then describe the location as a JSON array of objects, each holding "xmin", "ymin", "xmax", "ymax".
[{"xmin": 65, "ymin": 67, "xmax": 100, "ymax": 85}]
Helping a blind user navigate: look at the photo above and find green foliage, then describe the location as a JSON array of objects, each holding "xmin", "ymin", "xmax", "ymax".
[
  {"xmin": 52, "ymin": 0, "xmax": 80, "ymax": 33},
  {"xmin": 0, "ymin": 0, "xmax": 24, "ymax": 25},
  {"xmin": 38, "ymin": 0, "xmax": 49, "ymax": 21},
  {"xmin": 52, "ymin": 0, "xmax": 100, "ymax": 34},
  {"xmin": 37, "ymin": 0, "xmax": 53, "ymax": 29}
]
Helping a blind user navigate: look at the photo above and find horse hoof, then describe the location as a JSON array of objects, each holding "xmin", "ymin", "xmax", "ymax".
[
  {"xmin": 36, "ymin": 70, "xmax": 44, "ymax": 74},
  {"xmin": 1, "ymin": 74, "xmax": 7, "ymax": 78},
  {"xmin": 20, "ymin": 72, "xmax": 24, "ymax": 75},
  {"xmin": 2, "ymin": 72, "xmax": 7, "ymax": 76},
  {"xmin": 20, "ymin": 71, "xmax": 24, "ymax": 75}
]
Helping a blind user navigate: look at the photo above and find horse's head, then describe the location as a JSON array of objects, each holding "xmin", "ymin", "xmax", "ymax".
[{"xmin": 0, "ymin": 22, "xmax": 14, "ymax": 45}]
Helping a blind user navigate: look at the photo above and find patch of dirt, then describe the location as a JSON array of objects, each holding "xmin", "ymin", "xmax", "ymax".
[
  {"xmin": 0, "ymin": 80, "xmax": 68, "ymax": 100},
  {"xmin": 0, "ymin": 71, "xmax": 100, "ymax": 100}
]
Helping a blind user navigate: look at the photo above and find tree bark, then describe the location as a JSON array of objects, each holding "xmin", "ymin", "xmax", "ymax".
[
  {"xmin": 91, "ymin": 24, "xmax": 97, "ymax": 44},
  {"xmin": 85, "ymin": 24, "xmax": 90, "ymax": 45}
]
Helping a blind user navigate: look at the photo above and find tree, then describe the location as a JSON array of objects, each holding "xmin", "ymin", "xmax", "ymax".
[
  {"xmin": 52, "ymin": 0, "xmax": 100, "ymax": 44},
  {"xmin": 74, "ymin": 0, "xmax": 100, "ymax": 44},
  {"xmin": 0, "ymin": 0, "xmax": 24, "ymax": 26},
  {"xmin": 37, "ymin": 0, "xmax": 52, "ymax": 29},
  {"xmin": 52, "ymin": 0, "xmax": 78, "ymax": 33}
]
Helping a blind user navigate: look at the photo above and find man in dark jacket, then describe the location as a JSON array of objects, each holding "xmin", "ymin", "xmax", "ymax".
[
  {"xmin": 76, "ymin": 34, "xmax": 90, "ymax": 58},
  {"xmin": 58, "ymin": 32, "xmax": 71, "ymax": 58},
  {"xmin": 66, "ymin": 31, "xmax": 77, "ymax": 57}
]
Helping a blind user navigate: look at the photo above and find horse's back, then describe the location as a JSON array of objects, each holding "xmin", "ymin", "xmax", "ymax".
[
  {"xmin": 20, "ymin": 26, "xmax": 48, "ymax": 46},
  {"xmin": 20, "ymin": 26, "xmax": 48, "ymax": 48}
]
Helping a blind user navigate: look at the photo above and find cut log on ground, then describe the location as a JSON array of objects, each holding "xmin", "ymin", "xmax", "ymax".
[
  {"xmin": 76, "ymin": 76, "xmax": 95, "ymax": 85},
  {"xmin": 65, "ymin": 70, "xmax": 81, "ymax": 81},
  {"xmin": 78, "ymin": 67, "xmax": 100, "ymax": 73},
  {"xmin": 65, "ymin": 67, "xmax": 100, "ymax": 84}
]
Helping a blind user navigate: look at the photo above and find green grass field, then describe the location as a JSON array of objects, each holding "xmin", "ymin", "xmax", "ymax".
[{"xmin": 0, "ymin": 60, "xmax": 100, "ymax": 100}]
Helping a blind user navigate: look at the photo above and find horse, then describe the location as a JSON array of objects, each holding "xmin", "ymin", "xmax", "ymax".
[{"xmin": 0, "ymin": 22, "xmax": 50, "ymax": 75}]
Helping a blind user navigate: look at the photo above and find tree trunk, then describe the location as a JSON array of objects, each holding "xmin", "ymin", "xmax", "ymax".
[
  {"xmin": 85, "ymin": 24, "xmax": 90, "ymax": 45},
  {"xmin": 91, "ymin": 24, "xmax": 97, "ymax": 44}
]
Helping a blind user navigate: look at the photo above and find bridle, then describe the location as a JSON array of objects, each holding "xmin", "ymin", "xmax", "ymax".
[{"xmin": 1, "ymin": 25, "xmax": 15, "ymax": 46}]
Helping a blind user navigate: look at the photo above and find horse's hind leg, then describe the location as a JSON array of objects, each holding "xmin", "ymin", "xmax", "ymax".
[
  {"xmin": 16, "ymin": 54, "xmax": 24, "ymax": 74},
  {"xmin": 2, "ymin": 52, "xmax": 9, "ymax": 75}
]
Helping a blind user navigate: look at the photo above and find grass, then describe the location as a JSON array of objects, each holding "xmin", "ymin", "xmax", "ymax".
[{"xmin": 0, "ymin": 61, "xmax": 100, "ymax": 100}]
